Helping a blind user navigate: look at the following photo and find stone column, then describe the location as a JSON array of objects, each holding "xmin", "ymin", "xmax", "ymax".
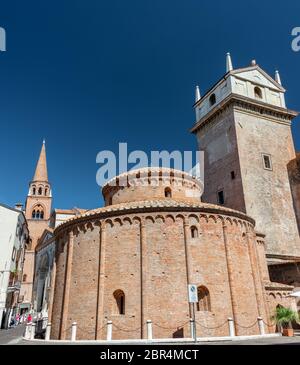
[
  {"xmin": 140, "ymin": 218, "xmax": 147, "ymax": 339},
  {"xmin": 96, "ymin": 223, "xmax": 106, "ymax": 340},
  {"xmin": 222, "ymin": 222, "xmax": 239, "ymax": 335},
  {"xmin": 60, "ymin": 230, "xmax": 74, "ymax": 340},
  {"xmin": 183, "ymin": 216, "xmax": 192, "ymax": 317}
]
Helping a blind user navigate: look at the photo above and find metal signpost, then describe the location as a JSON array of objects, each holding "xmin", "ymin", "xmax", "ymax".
[{"xmin": 188, "ymin": 284, "xmax": 198, "ymax": 343}]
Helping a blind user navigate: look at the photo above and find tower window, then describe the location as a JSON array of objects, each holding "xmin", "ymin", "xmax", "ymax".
[
  {"xmin": 197, "ymin": 286, "xmax": 211, "ymax": 312},
  {"xmin": 32, "ymin": 187, "xmax": 36, "ymax": 195},
  {"xmin": 231, "ymin": 171, "xmax": 235, "ymax": 180},
  {"xmin": 217, "ymin": 190, "xmax": 225, "ymax": 205},
  {"xmin": 32, "ymin": 206, "xmax": 44, "ymax": 220},
  {"xmin": 45, "ymin": 188, "xmax": 48, "ymax": 195},
  {"xmin": 254, "ymin": 86, "xmax": 262, "ymax": 99},
  {"xmin": 209, "ymin": 93, "xmax": 216, "ymax": 106},
  {"xmin": 164, "ymin": 187, "xmax": 172, "ymax": 198},
  {"xmin": 191, "ymin": 226, "xmax": 198, "ymax": 239},
  {"xmin": 113, "ymin": 290, "xmax": 125, "ymax": 315},
  {"xmin": 38, "ymin": 187, "xmax": 42, "ymax": 195},
  {"xmin": 262, "ymin": 154, "xmax": 272, "ymax": 170}
]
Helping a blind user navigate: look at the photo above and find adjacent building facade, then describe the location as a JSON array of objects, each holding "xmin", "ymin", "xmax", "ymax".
[
  {"xmin": 0, "ymin": 203, "xmax": 29, "ymax": 328},
  {"xmin": 32, "ymin": 208, "xmax": 87, "ymax": 318}
]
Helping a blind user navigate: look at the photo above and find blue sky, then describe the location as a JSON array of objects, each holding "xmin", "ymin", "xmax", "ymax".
[{"xmin": 1, "ymin": 0, "xmax": 300, "ymax": 209}]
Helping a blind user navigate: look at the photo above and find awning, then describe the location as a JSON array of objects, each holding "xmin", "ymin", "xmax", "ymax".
[{"xmin": 19, "ymin": 303, "xmax": 31, "ymax": 309}]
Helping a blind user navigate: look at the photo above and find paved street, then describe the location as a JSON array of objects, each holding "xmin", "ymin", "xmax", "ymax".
[
  {"xmin": 0, "ymin": 325, "xmax": 26, "ymax": 345},
  {"xmin": 1, "ymin": 326, "xmax": 300, "ymax": 345}
]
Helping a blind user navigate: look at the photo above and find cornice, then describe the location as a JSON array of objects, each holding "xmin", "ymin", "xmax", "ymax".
[
  {"xmin": 54, "ymin": 199, "xmax": 255, "ymax": 236},
  {"xmin": 190, "ymin": 93, "xmax": 298, "ymax": 134}
]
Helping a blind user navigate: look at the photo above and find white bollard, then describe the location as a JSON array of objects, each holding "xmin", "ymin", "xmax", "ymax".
[
  {"xmin": 45, "ymin": 322, "xmax": 51, "ymax": 341},
  {"xmin": 189, "ymin": 318, "xmax": 195, "ymax": 339},
  {"xmin": 257, "ymin": 317, "xmax": 265, "ymax": 335},
  {"xmin": 106, "ymin": 320, "xmax": 112, "ymax": 341},
  {"xmin": 30, "ymin": 323, "xmax": 36, "ymax": 340},
  {"xmin": 228, "ymin": 317, "xmax": 235, "ymax": 337},
  {"xmin": 146, "ymin": 320, "xmax": 153, "ymax": 340},
  {"xmin": 71, "ymin": 322, "xmax": 77, "ymax": 341},
  {"xmin": 25, "ymin": 322, "xmax": 31, "ymax": 339}
]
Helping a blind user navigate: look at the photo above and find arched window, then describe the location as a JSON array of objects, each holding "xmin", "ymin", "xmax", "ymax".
[
  {"xmin": 197, "ymin": 286, "xmax": 211, "ymax": 312},
  {"xmin": 32, "ymin": 205, "xmax": 44, "ymax": 220},
  {"xmin": 45, "ymin": 188, "xmax": 48, "ymax": 196},
  {"xmin": 32, "ymin": 187, "xmax": 36, "ymax": 195},
  {"xmin": 191, "ymin": 226, "xmax": 198, "ymax": 238},
  {"xmin": 254, "ymin": 86, "xmax": 262, "ymax": 99},
  {"xmin": 164, "ymin": 187, "xmax": 172, "ymax": 198},
  {"xmin": 38, "ymin": 187, "xmax": 42, "ymax": 195},
  {"xmin": 113, "ymin": 290, "xmax": 125, "ymax": 315},
  {"xmin": 209, "ymin": 93, "xmax": 216, "ymax": 106}
]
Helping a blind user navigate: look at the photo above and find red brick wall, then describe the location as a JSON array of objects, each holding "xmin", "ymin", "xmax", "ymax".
[{"xmin": 51, "ymin": 207, "xmax": 270, "ymax": 340}]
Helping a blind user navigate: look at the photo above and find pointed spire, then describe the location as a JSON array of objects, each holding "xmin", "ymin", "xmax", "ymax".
[
  {"xmin": 32, "ymin": 140, "xmax": 48, "ymax": 182},
  {"xmin": 275, "ymin": 70, "xmax": 282, "ymax": 85},
  {"xmin": 195, "ymin": 85, "xmax": 201, "ymax": 103},
  {"xmin": 226, "ymin": 52, "xmax": 233, "ymax": 72}
]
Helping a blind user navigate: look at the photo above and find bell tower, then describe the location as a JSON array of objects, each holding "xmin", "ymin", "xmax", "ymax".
[
  {"xmin": 191, "ymin": 54, "xmax": 300, "ymax": 263},
  {"xmin": 20, "ymin": 140, "xmax": 52, "ymax": 309},
  {"xmin": 25, "ymin": 139, "xmax": 52, "ymax": 249}
]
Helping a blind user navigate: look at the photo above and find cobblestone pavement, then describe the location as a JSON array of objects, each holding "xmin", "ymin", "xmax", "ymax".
[{"xmin": 1, "ymin": 326, "xmax": 300, "ymax": 345}]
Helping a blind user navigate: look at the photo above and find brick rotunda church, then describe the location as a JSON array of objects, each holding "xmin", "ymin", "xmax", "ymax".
[
  {"xmin": 50, "ymin": 167, "xmax": 295, "ymax": 340},
  {"xmin": 29, "ymin": 54, "xmax": 300, "ymax": 340}
]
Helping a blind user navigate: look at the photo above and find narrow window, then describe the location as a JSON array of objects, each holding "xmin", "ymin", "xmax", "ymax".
[
  {"xmin": 45, "ymin": 188, "xmax": 48, "ymax": 196},
  {"xmin": 32, "ymin": 187, "xmax": 36, "ymax": 195},
  {"xmin": 262, "ymin": 154, "xmax": 272, "ymax": 170},
  {"xmin": 231, "ymin": 171, "xmax": 235, "ymax": 180},
  {"xmin": 23, "ymin": 274, "xmax": 27, "ymax": 282},
  {"xmin": 40, "ymin": 211, "xmax": 44, "ymax": 219},
  {"xmin": 113, "ymin": 290, "xmax": 125, "ymax": 315},
  {"xmin": 36, "ymin": 210, "xmax": 40, "ymax": 219},
  {"xmin": 197, "ymin": 286, "xmax": 211, "ymax": 312},
  {"xmin": 191, "ymin": 226, "xmax": 198, "ymax": 238},
  {"xmin": 11, "ymin": 247, "xmax": 16, "ymax": 261},
  {"xmin": 32, "ymin": 210, "xmax": 36, "ymax": 219},
  {"xmin": 217, "ymin": 190, "xmax": 225, "ymax": 205},
  {"xmin": 164, "ymin": 187, "xmax": 172, "ymax": 198},
  {"xmin": 209, "ymin": 93, "xmax": 216, "ymax": 106},
  {"xmin": 254, "ymin": 86, "xmax": 262, "ymax": 99},
  {"xmin": 38, "ymin": 187, "xmax": 42, "ymax": 195}
]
